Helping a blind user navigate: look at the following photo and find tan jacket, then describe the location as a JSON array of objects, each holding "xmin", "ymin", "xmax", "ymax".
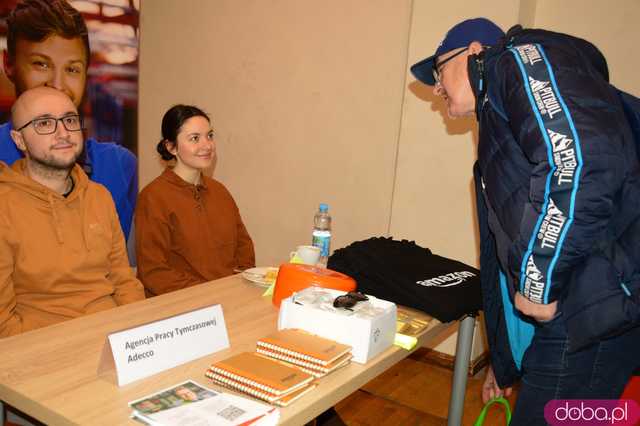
[
  {"xmin": 135, "ymin": 168, "xmax": 255, "ymax": 296},
  {"xmin": 0, "ymin": 160, "xmax": 145, "ymax": 338}
]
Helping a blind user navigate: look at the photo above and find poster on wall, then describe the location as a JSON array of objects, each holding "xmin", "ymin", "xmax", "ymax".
[{"xmin": 0, "ymin": 0, "xmax": 139, "ymax": 156}]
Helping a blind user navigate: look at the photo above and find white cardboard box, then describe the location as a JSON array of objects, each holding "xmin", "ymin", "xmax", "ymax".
[{"xmin": 277, "ymin": 287, "xmax": 397, "ymax": 364}]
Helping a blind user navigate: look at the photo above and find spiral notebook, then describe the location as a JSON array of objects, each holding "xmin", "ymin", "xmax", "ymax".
[
  {"xmin": 256, "ymin": 348, "xmax": 352, "ymax": 378},
  {"xmin": 256, "ymin": 329, "xmax": 352, "ymax": 366},
  {"xmin": 207, "ymin": 352, "xmax": 314, "ymax": 396},
  {"xmin": 206, "ymin": 371, "xmax": 317, "ymax": 407}
]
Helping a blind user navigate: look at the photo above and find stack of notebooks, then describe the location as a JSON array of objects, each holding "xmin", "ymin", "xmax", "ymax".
[
  {"xmin": 205, "ymin": 330, "xmax": 352, "ymax": 407},
  {"xmin": 256, "ymin": 329, "xmax": 352, "ymax": 378},
  {"xmin": 205, "ymin": 352, "xmax": 317, "ymax": 407}
]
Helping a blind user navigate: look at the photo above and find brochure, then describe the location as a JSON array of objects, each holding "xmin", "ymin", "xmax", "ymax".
[{"xmin": 129, "ymin": 380, "xmax": 278, "ymax": 426}]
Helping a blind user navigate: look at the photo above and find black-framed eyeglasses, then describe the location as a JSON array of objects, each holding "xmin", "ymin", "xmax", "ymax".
[
  {"xmin": 432, "ymin": 47, "xmax": 468, "ymax": 85},
  {"xmin": 16, "ymin": 114, "xmax": 84, "ymax": 135},
  {"xmin": 333, "ymin": 291, "xmax": 369, "ymax": 310}
]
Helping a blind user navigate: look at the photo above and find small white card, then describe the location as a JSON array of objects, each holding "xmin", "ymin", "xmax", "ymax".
[{"xmin": 107, "ymin": 305, "xmax": 230, "ymax": 386}]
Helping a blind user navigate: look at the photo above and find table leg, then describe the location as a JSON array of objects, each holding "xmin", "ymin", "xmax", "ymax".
[{"xmin": 447, "ymin": 314, "xmax": 476, "ymax": 426}]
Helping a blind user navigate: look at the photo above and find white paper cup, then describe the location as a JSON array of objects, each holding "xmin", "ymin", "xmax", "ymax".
[{"xmin": 289, "ymin": 245, "xmax": 321, "ymax": 265}]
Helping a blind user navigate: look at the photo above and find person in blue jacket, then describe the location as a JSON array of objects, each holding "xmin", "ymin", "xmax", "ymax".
[
  {"xmin": 0, "ymin": 0, "xmax": 137, "ymax": 241},
  {"xmin": 411, "ymin": 18, "xmax": 640, "ymax": 423}
]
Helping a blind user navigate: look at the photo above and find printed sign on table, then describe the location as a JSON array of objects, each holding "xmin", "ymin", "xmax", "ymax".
[{"xmin": 106, "ymin": 305, "xmax": 229, "ymax": 386}]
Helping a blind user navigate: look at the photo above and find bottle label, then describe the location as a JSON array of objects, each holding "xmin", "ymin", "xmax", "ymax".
[{"xmin": 312, "ymin": 234, "xmax": 331, "ymax": 257}]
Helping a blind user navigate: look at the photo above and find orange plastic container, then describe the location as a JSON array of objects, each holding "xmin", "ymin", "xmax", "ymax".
[{"xmin": 272, "ymin": 263, "xmax": 356, "ymax": 307}]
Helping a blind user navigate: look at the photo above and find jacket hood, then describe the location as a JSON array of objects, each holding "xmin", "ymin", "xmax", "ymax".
[
  {"xmin": 0, "ymin": 159, "xmax": 91, "ymax": 245},
  {"xmin": 476, "ymin": 25, "xmax": 611, "ymax": 120},
  {"xmin": 0, "ymin": 159, "xmax": 89, "ymax": 201},
  {"xmin": 502, "ymin": 25, "xmax": 610, "ymax": 82}
]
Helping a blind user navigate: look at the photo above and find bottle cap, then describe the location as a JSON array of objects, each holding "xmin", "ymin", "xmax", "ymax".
[{"xmin": 319, "ymin": 203, "xmax": 328, "ymax": 212}]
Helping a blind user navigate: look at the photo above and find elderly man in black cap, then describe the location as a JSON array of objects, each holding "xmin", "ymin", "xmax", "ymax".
[{"xmin": 412, "ymin": 18, "xmax": 640, "ymax": 424}]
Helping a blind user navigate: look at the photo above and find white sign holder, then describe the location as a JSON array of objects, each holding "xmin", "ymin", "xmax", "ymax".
[{"xmin": 101, "ymin": 304, "xmax": 229, "ymax": 386}]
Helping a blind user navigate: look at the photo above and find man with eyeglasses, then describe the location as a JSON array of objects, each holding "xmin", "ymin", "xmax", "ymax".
[
  {"xmin": 0, "ymin": 86, "xmax": 144, "ymax": 339},
  {"xmin": 411, "ymin": 18, "xmax": 640, "ymax": 423},
  {"xmin": 0, "ymin": 0, "xmax": 138, "ymax": 243}
]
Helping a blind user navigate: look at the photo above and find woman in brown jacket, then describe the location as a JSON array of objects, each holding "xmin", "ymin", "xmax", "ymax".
[{"xmin": 135, "ymin": 105, "xmax": 255, "ymax": 296}]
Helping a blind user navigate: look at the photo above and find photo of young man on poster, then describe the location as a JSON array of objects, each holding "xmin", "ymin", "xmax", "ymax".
[{"xmin": 0, "ymin": 0, "xmax": 139, "ymax": 241}]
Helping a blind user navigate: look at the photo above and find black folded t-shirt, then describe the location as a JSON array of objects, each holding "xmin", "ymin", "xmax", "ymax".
[{"xmin": 328, "ymin": 237, "xmax": 482, "ymax": 322}]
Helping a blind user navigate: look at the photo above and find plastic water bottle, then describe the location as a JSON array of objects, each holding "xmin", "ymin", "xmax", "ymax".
[{"xmin": 312, "ymin": 203, "xmax": 332, "ymax": 264}]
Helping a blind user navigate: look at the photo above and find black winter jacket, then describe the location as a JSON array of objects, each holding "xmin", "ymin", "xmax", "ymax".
[{"xmin": 475, "ymin": 26, "xmax": 640, "ymax": 387}]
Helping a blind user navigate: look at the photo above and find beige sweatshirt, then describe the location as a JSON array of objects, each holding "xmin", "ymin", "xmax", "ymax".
[{"xmin": 0, "ymin": 160, "xmax": 145, "ymax": 338}]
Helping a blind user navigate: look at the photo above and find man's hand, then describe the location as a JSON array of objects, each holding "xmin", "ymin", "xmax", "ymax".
[
  {"xmin": 482, "ymin": 365, "xmax": 513, "ymax": 403},
  {"xmin": 514, "ymin": 292, "xmax": 557, "ymax": 322}
]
